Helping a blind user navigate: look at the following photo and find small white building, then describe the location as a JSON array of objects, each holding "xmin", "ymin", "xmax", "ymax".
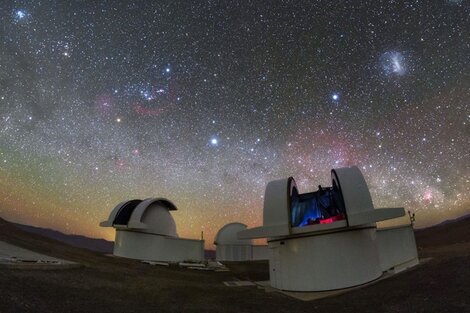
[
  {"xmin": 100, "ymin": 198, "xmax": 204, "ymax": 263},
  {"xmin": 214, "ymin": 223, "xmax": 268, "ymax": 261},
  {"xmin": 238, "ymin": 166, "xmax": 418, "ymax": 292}
]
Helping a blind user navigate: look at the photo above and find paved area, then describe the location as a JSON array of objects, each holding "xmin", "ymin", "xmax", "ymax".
[{"xmin": 0, "ymin": 241, "xmax": 77, "ymax": 267}]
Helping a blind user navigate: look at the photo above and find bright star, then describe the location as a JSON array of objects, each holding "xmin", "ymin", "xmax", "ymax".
[
  {"xmin": 210, "ymin": 138, "xmax": 218, "ymax": 146},
  {"xmin": 332, "ymin": 93, "xmax": 339, "ymax": 101},
  {"xmin": 141, "ymin": 90, "xmax": 154, "ymax": 101}
]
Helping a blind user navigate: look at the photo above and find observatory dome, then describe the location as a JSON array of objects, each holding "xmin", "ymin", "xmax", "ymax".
[
  {"xmin": 100, "ymin": 197, "xmax": 204, "ymax": 263},
  {"xmin": 238, "ymin": 166, "xmax": 418, "ymax": 292},
  {"xmin": 100, "ymin": 197, "xmax": 178, "ymax": 237},
  {"xmin": 214, "ymin": 223, "xmax": 252, "ymax": 245},
  {"xmin": 139, "ymin": 199, "xmax": 178, "ymax": 237}
]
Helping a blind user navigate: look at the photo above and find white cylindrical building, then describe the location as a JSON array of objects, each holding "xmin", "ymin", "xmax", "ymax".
[
  {"xmin": 214, "ymin": 223, "xmax": 253, "ymax": 261},
  {"xmin": 238, "ymin": 166, "xmax": 419, "ymax": 291},
  {"xmin": 214, "ymin": 223, "xmax": 269, "ymax": 261},
  {"xmin": 100, "ymin": 198, "xmax": 204, "ymax": 262}
]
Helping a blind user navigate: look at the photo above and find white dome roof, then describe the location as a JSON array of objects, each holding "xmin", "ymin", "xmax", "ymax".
[
  {"xmin": 141, "ymin": 201, "xmax": 178, "ymax": 237},
  {"xmin": 214, "ymin": 223, "xmax": 253, "ymax": 245},
  {"xmin": 100, "ymin": 198, "xmax": 179, "ymax": 238}
]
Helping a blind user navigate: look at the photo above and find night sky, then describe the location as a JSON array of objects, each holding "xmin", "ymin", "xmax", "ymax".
[{"xmin": 0, "ymin": 1, "xmax": 469, "ymax": 246}]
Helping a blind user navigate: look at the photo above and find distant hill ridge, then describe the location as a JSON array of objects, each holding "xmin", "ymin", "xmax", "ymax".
[
  {"xmin": 6, "ymin": 219, "xmax": 216, "ymax": 258},
  {"xmin": 13, "ymin": 222, "xmax": 114, "ymax": 254},
  {"xmin": 422, "ymin": 213, "xmax": 470, "ymax": 227},
  {"xmin": 414, "ymin": 213, "xmax": 470, "ymax": 247}
]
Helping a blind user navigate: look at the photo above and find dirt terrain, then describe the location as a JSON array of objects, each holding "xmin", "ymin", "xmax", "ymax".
[{"xmin": 0, "ymin": 216, "xmax": 469, "ymax": 313}]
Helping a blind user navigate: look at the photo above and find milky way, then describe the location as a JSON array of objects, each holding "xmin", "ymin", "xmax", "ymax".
[{"xmin": 0, "ymin": 1, "xmax": 469, "ymax": 246}]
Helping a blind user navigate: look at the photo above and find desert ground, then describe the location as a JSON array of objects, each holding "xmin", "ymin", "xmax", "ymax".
[{"xmin": 0, "ymin": 216, "xmax": 469, "ymax": 313}]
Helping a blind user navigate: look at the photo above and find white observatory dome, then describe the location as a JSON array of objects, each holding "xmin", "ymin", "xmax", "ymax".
[
  {"xmin": 100, "ymin": 197, "xmax": 178, "ymax": 237},
  {"xmin": 238, "ymin": 166, "xmax": 419, "ymax": 291},
  {"xmin": 214, "ymin": 223, "xmax": 252, "ymax": 245},
  {"xmin": 140, "ymin": 199, "xmax": 178, "ymax": 237},
  {"xmin": 100, "ymin": 197, "xmax": 205, "ymax": 263}
]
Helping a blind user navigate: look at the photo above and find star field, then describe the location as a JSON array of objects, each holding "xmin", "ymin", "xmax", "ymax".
[{"xmin": 0, "ymin": 1, "xmax": 469, "ymax": 246}]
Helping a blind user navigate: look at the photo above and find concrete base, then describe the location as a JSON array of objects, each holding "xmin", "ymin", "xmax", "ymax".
[
  {"xmin": 386, "ymin": 257, "xmax": 420, "ymax": 274},
  {"xmin": 0, "ymin": 241, "xmax": 79, "ymax": 269}
]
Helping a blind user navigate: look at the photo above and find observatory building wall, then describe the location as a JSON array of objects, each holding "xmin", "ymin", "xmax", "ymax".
[
  {"xmin": 216, "ymin": 245, "xmax": 252, "ymax": 261},
  {"xmin": 267, "ymin": 228, "xmax": 382, "ymax": 291},
  {"xmin": 252, "ymin": 245, "xmax": 269, "ymax": 260},
  {"xmin": 114, "ymin": 230, "xmax": 204, "ymax": 262},
  {"xmin": 377, "ymin": 225, "xmax": 419, "ymax": 272}
]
